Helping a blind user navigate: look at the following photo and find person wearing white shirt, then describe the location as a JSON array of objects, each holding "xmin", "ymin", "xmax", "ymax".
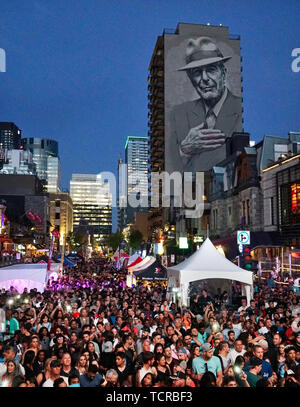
[
  {"xmin": 42, "ymin": 360, "xmax": 69, "ymax": 387},
  {"xmin": 229, "ymin": 339, "xmax": 246, "ymax": 364},
  {"xmin": 238, "ymin": 298, "xmax": 248, "ymax": 313}
]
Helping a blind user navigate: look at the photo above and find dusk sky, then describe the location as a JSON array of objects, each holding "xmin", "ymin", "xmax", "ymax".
[{"xmin": 0, "ymin": 0, "xmax": 299, "ymax": 230}]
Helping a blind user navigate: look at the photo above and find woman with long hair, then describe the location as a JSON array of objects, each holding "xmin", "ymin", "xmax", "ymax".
[
  {"xmin": 141, "ymin": 372, "xmax": 155, "ymax": 387},
  {"xmin": 79, "ymin": 308, "xmax": 90, "ymax": 327},
  {"xmin": 154, "ymin": 343, "xmax": 164, "ymax": 357},
  {"xmin": 75, "ymin": 354, "xmax": 89, "ymax": 376},
  {"xmin": 187, "ymin": 344, "xmax": 201, "ymax": 378},
  {"xmin": 38, "ymin": 327, "xmax": 50, "ymax": 352},
  {"xmin": 29, "ymin": 335, "xmax": 41, "ymax": 355},
  {"xmin": 21, "ymin": 335, "xmax": 41, "ymax": 364},
  {"xmin": 36, "ymin": 313, "xmax": 52, "ymax": 333},
  {"xmin": 283, "ymin": 346, "xmax": 298, "ymax": 382},
  {"xmin": 0, "ymin": 359, "xmax": 20, "ymax": 387},
  {"xmin": 86, "ymin": 341, "xmax": 99, "ymax": 360},
  {"xmin": 23, "ymin": 350, "xmax": 36, "ymax": 380},
  {"xmin": 36, "ymin": 358, "xmax": 52, "ymax": 387},
  {"xmin": 111, "ymin": 326, "xmax": 121, "ymax": 350},
  {"xmin": 33, "ymin": 350, "xmax": 47, "ymax": 376},
  {"xmin": 155, "ymin": 354, "xmax": 170, "ymax": 383},
  {"xmin": 276, "ymin": 343, "xmax": 286, "ymax": 385}
]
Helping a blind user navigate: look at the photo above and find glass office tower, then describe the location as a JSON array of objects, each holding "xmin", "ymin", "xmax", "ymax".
[
  {"xmin": 70, "ymin": 173, "xmax": 112, "ymax": 246},
  {"xmin": 22, "ymin": 138, "xmax": 60, "ymax": 192}
]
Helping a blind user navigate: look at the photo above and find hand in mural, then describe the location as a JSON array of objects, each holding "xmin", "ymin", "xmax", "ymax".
[{"xmin": 180, "ymin": 123, "xmax": 226, "ymax": 156}]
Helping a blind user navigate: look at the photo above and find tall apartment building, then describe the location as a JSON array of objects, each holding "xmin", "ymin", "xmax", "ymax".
[
  {"xmin": 70, "ymin": 173, "xmax": 112, "ymax": 246},
  {"xmin": 148, "ymin": 23, "xmax": 243, "ymax": 242},
  {"xmin": 124, "ymin": 136, "xmax": 148, "ymax": 227},
  {"xmin": 0, "ymin": 122, "xmax": 22, "ymax": 150},
  {"xmin": 22, "ymin": 138, "xmax": 61, "ymax": 192}
]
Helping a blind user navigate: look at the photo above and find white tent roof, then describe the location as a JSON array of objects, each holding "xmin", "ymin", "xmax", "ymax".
[
  {"xmin": 167, "ymin": 238, "xmax": 253, "ymax": 286},
  {"xmin": 129, "ymin": 256, "xmax": 156, "ymax": 272},
  {"xmin": 127, "ymin": 252, "xmax": 139, "ymax": 264}
]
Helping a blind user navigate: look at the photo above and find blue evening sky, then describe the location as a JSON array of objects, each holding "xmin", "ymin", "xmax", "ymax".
[{"xmin": 0, "ymin": 0, "xmax": 299, "ymax": 230}]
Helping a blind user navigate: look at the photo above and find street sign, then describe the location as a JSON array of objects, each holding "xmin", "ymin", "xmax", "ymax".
[
  {"xmin": 193, "ymin": 236, "xmax": 204, "ymax": 243},
  {"xmin": 237, "ymin": 230, "xmax": 250, "ymax": 245},
  {"xmin": 238, "ymin": 244, "xmax": 243, "ymax": 253}
]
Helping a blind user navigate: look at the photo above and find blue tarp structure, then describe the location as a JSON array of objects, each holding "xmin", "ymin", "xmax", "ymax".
[
  {"xmin": 63, "ymin": 258, "xmax": 76, "ymax": 267},
  {"xmin": 56, "ymin": 254, "xmax": 76, "ymax": 267}
]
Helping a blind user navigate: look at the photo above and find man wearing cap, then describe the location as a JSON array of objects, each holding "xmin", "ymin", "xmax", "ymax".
[
  {"xmin": 192, "ymin": 342, "xmax": 223, "ymax": 386},
  {"xmin": 168, "ymin": 36, "xmax": 242, "ymax": 173}
]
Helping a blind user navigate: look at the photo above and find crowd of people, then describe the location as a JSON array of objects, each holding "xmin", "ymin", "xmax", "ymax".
[{"xmin": 0, "ymin": 257, "xmax": 299, "ymax": 388}]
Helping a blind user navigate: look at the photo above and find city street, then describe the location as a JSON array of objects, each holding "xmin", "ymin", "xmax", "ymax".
[{"xmin": 0, "ymin": 0, "xmax": 299, "ymax": 395}]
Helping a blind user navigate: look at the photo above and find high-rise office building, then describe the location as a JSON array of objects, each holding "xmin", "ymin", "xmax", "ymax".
[
  {"xmin": 124, "ymin": 136, "xmax": 148, "ymax": 226},
  {"xmin": 117, "ymin": 155, "xmax": 127, "ymax": 231},
  {"xmin": 0, "ymin": 149, "xmax": 36, "ymax": 175},
  {"xmin": 22, "ymin": 138, "xmax": 60, "ymax": 192},
  {"xmin": 46, "ymin": 156, "xmax": 61, "ymax": 193},
  {"xmin": 0, "ymin": 122, "xmax": 22, "ymax": 150},
  {"xmin": 70, "ymin": 173, "xmax": 112, "ymax": 246}
]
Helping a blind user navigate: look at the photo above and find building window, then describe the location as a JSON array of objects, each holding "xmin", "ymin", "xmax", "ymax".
[
  {"xmin": 246, "ymin": 199, "xmax": 251, "ymax": 225},
  {"xmin": 291, "ymin": 183, "xmax": 300, "ymax": 224},
  {"xmin": 242, "ymin": 201, "xmax": 246, "ymax": 226},
  {"xmin": 270, "ymin": 197, "xmax": 274, "ymax": 225},
  {"xmin": 213, "ymin": 208, "xmax": 218, "ymax": 230}
]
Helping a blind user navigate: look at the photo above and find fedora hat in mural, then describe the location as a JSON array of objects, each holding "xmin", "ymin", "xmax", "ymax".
[{"xmin": 178, "ymin": 36, "xmax": 232, "ymax": 71}]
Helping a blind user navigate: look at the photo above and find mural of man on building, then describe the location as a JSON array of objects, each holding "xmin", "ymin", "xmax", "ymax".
[{"xmin": 168, "ymin": 36, "xmax": 243, "ymax": 173}]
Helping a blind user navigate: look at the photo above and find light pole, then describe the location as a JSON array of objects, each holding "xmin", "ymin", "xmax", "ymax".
[{"xmin": 118, "ymin": 239, "xmax": 127, "ymax": 259}]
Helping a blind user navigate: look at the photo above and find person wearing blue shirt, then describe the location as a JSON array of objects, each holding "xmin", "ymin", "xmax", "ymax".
[
  {"xmin": 192, "ymin": 342, "xmax": 223, "ymax": 386},
  {"xmin": 243, "ymin": 344, "xmax": 273, "ymax": 380},
  {"xmin": 79, "ymin": 364, "xmax": 103, "ymax": 387},
  {"xmin": 194, "ymin": 323, "xmax": 209, "ymax": 349}
]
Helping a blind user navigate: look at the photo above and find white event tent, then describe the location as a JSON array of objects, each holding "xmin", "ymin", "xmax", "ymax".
[
  {"xmin": 0, "ymin": 263, "xmax": 61, "ymax": 293},
  {"xmin": 167, "ymin": 238, "xmax": 253, "ymax": 306}
]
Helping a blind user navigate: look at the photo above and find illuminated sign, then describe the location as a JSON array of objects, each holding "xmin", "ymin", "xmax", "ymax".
[
  {"xmin": 179, "ymin": 237, "xmax": 189, "ymax": 249},
  {"xmin": 291, "ymin": 183, "xmax": 300, "ymax": 214}
]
